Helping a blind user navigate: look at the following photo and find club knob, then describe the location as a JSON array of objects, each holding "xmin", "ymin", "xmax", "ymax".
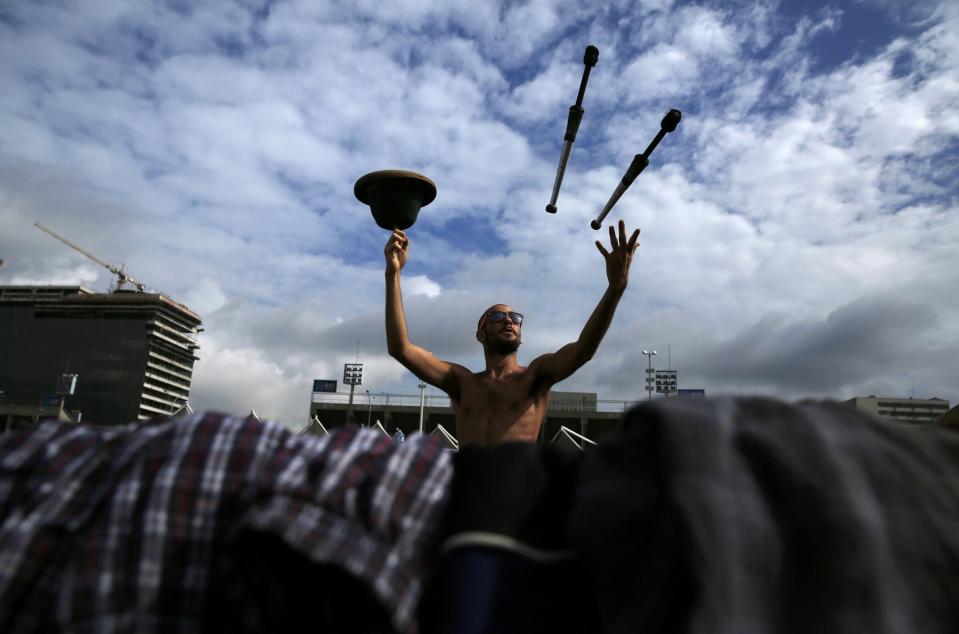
[
  {"xmin": 590, "ymin": 219, "xmax": 602, "ymax": 230},
  {"xmin": 584, "ymin": 45, "xmax": 599, "ymax": 67},
  {"xmin": 661, "ymin": 109, "xmax": 682, "ymax": 132}
]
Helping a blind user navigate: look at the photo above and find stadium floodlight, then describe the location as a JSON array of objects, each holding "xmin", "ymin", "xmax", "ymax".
[
  {"xmin": 655, "ymin": 370, "xmax": 678, "ymax": 396},
  {"xmin": 343, "ymin": 363, "xmax": 363, "ymax": 386},
  {"xmin": 642, "ymin": 350, "xmax": 657, "ymax": 401}
]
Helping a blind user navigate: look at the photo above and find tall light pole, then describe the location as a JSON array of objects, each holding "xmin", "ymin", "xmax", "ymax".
[
  {"xmin": 643, "ymin": 350, "xmax": 657, "ymax": 401},
  {"xmin": 365, "ymin": 389, "xmax": 372, "ymax": 427},
  {"xmin": 418, "ymin": 382, "xmax": 427, "ymax": 434},
  {"xmin": 343, "ymin": 363, "xmax": 363, "ymax": 425}
]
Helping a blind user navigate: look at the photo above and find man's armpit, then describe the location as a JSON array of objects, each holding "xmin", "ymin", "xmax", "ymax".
[{"xmin": 527, "ymin": 354, "xmax": 558, "ymax": 387}]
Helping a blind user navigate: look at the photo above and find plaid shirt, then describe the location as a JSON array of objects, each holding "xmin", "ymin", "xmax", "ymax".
[{"xmin": 0, "ymin": 411, "xmax": 452, "ymax": 633}]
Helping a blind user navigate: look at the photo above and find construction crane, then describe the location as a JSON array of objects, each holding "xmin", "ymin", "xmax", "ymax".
[{"xmin": 34, "ymin": 221, "xmax": 147, "ymax": 292}]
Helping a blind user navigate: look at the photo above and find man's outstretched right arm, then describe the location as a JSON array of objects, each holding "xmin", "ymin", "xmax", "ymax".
[{"xmin": 384, "ymin": 230, "xmax": 461, "ymax": 398}]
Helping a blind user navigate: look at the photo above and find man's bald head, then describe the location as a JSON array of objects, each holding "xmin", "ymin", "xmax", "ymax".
[
  {"xmin": 476, "ymin": 304, "xmax": 522, "ymax": 354},
  {"xmin": 477, "ymin": 304, "xmax": 515, "ymax": 330}
]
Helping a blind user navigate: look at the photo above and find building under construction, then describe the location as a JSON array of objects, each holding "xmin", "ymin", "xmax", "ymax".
[{"xmin": 0, "ymin": 285, "xmax": 202, "ymax": 426}]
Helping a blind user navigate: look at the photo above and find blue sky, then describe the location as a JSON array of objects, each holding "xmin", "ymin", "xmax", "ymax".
[{"xmin": 1, "ymin": 0, "xmax": 956, "ymax": 424}]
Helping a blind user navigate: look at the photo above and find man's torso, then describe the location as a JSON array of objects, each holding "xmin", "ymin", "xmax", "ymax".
[{"xmin": 450, "ymin": 365, "xmax": 551, "ymax": 446}]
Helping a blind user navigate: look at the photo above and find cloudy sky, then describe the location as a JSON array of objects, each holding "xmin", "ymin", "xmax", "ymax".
[{"xmin": 1, "ymin": 0, "xmax": 956, "ymax": 425}]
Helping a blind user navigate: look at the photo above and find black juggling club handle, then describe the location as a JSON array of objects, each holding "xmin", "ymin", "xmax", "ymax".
[
  {"xmin": 591, "ymin": 109, "xmax": 682, "ymax": 230},
  {"xmin": 546, "ymin": 45, "xmax": 599, "ymax": 214}
]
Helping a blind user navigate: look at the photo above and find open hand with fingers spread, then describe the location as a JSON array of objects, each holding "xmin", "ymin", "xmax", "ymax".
[
  {"xmin": 595, "ymin": 219, "xmax": 640, "ymax": 292},
  {"xmin": 385, "ymin": 229, "xmax": 409, "ymax": 274}
]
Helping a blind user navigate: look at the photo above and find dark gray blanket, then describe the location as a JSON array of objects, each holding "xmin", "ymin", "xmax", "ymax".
[{"xmin": 570, "ymin": 397, "xmax": 959, "ymax": 633}]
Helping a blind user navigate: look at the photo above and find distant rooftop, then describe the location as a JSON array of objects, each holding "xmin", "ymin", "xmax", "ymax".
[{"xmin": 0, "ymin": 285, "xmax": 201, "ymax": 323}]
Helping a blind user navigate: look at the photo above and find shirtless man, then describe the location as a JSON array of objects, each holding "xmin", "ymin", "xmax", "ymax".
[{"xmin": 385, "ymin": 219, "xmax": 640, "ymax": 446}]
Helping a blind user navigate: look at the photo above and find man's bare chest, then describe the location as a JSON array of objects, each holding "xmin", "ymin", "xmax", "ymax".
[{"xmin": 459, "ymin": 373, "xmax": 543, "ymax": 412}]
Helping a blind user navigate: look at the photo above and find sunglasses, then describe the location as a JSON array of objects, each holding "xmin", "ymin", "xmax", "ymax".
[{"xmin": 482, "ymin": 310, "xmax": 524, "ymax": 327}]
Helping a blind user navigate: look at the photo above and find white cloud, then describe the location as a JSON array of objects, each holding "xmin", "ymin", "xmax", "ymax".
[
  {"xmin": 673, "ymin": 5, "xmax": 740, "ymax": 58},
  {"xmin": 182, "ymin": 277, "xmax": 228, "ymax": 316},
  {"xmin": 405, "ymin": 274, "xmax": 442, "ymax": 298},
  {"xmin": 503, "ymin": 61, "xmax": 583, "ymax": 124},
  {"xmin": 1, "ymin": 0, "xmax": 957, "ymax": 423},
  {"xmin": 190, "ymin": 341, "xmax": 312, "ymax": 428},
  {"xmin": 620, "ymin": 43, "xmax": 701, "ymax": 101}
]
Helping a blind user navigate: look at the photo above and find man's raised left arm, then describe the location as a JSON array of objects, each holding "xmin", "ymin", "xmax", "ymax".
[{"xmin": 530, "ymin": 219, "xmax": 640, "ymax": 385}]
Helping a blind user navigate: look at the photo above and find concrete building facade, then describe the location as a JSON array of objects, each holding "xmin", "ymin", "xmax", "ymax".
[
  {"xmin": 844, "ymin": 395, "xmax": 951, "ymax": 425},
  {"xmin": 0, "ymin": 286, "xmax": 202, "ymax": 425},
  {"xmin": 309, "ymin": 389, "xmax": 638, "ymax": 445}
]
